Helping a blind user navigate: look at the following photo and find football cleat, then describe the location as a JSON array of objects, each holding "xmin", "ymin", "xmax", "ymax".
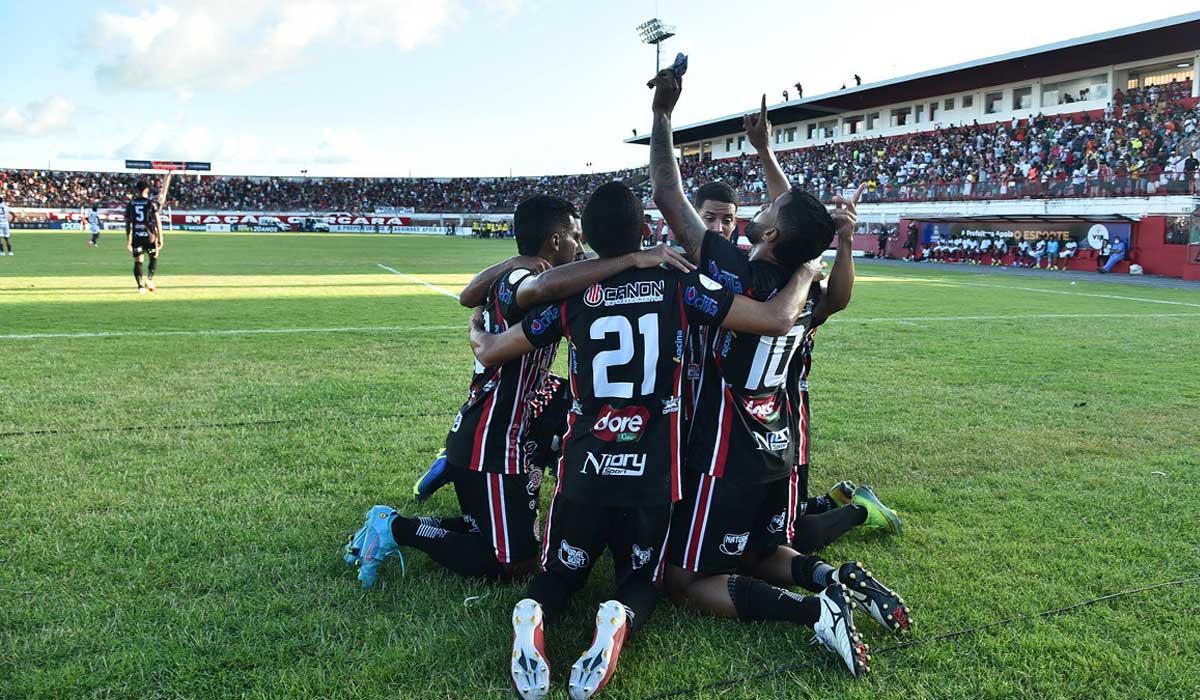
[
  {"xmin": 829, "ymin": 480, "xmax": 857, "ymax": 507},
  {"xmin": 812, "ymin": 584, "xmax": 870, "ymax": 677},
  {"xmin": 568, "ymin": 600, "xmax": 630, "ymax": 700},
  {"xmin": 345, "ymin": 505, "xmax": 404, "ymax": 588},
  {"xmin": 511, "ymin": 598, "xmax": 551, "ymax": 700},
  {"xmin": 146, "ymin": 280, "xmax": 157, "ymax": 292},
  {"xmin": 137, "ymin": 287, "xmax": 147, "ymax": 294},
  {"xmin": 412, "ymin": 448, "xmax": 451, "ymax": 503},
  {"xmin": 852, "ymin": 485, "xmax": 903, "ymax": 535},
  {"xmin": 834, "ymin": 561, "xmax": 912, "ymax": 634}
]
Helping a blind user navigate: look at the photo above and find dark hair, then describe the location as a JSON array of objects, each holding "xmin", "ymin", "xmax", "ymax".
[
  {"xmin": 773, "ymin": 188, "xmax": 836, "ymax": 268},
  {"xmin": 582, "ymin": 182, "xmax": 644, "ymax": 258},
  {"xmin": 133, "ymin": 181, "xmax": 149, "ymax": 194},
  {"xmin": 694, "ymin": 181, "xmax": 737, "ymax": 210},
  {"xmin": 513, "ymin": 195, "xmax": 577, "ymax": 256}
]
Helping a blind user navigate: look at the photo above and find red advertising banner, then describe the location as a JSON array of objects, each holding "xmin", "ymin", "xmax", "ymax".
[{"xmin": 168, "ymin": 212, "xmax": 412, "ymax": 226}]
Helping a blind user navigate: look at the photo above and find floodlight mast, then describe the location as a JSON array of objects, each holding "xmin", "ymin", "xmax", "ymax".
[{"xmin": 636, "ymin": 18, "xmax": 676, "ymax": 72}]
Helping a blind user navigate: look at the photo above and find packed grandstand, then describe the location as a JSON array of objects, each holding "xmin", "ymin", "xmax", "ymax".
[{"xmin": 4, "ymin": 81, "xmax": 1198, "ymax": 215}]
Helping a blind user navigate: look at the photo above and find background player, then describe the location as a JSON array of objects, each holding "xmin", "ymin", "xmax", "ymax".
[
  {"xmin": 87, "ymin": 205, "xmax": 101, "ymax": 246},
  {"xmin": 125, "ymin": 172, "xmax": 173, "ymax": 292},
  {"xmin": 470, "ymin": 181, "xmax": 820, "ymax": 700},
  {"xmin": 0, "ymin": 187, "xmax": 13, "ymax": 256}
]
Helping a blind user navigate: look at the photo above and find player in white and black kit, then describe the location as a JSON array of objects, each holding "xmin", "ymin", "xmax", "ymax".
[
  {"xmin": 87, "ymin": 205, "xmax": 101, "ymax": 246},
  {"xmin": 0, "ymin": 190, "xmax": 13, "ymax": 256},
  {"xmin": 471, "ymin": 182, "xmax": 818, "ymax": 700},
  {"xmin": 343, "ymin": 196, "xmax": 697, "ymax": 589}
]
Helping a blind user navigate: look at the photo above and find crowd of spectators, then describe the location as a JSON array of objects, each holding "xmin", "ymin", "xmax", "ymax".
[{"xmin": 1, "ymin": 81, "xmax": 1196, "ymax": 214}]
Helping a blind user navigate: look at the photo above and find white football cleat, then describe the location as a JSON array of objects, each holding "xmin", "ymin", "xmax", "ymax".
[
  {"xmin": 568, "ymin": 600, "xmax": 629, "ymax": 699},
  {"xmin": 511, "ymin": 598, "xmax": 551, "ymax": 700},
  {"xmin": 146, "ymin": 280, "xmax": 157, "ymax": 292},
  {"xmin": 811, "ymin": 584, "xmax": 870, "ymax": 677}
]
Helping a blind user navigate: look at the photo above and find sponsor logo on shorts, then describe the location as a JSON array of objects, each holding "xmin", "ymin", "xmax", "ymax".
[
  {"xmin": 584, "ymin": 280, "xmax": 665, "ymax": 307},
  {"xmin": 591, "ymin": 404, "xmax": 649, "ymax": 443},
  {"xmin": 558, "ymin": 540, "xmax": 589, "ymax": 570},
  {"xmin": 767, "ymin": 512, "xmax": 787, "ymax": 534},
  {"xmin": 718, "ymin": 532, "xmax": 750, "ymax": 556},
  {"xmin": 661, "ymin": 397, "xmax": 681, "ymax": 415},
  {"xmin": 753, "ymin": 427, "xmax": 791, "ymax": 452},
  {"xmin": 631, "ymin": 544, "xmax": 653, "ymax": 570},
  {"xmin": 451, "ymin": 412, "xmax": 463, "ymax": 432},
  {"xmin": 581, "ymin": 451, "xmax": 647, "ymax": 477},
  {"xmin": 526, "ymin": 468, "xmax": 543, "ymax": 496},
  {"xmin": 743, "ymin": 395, "xmax": 781, "ymax": 423},
  {"xmin": 463, "ymin": 514, "xmax": 481, "ymax": 533}
]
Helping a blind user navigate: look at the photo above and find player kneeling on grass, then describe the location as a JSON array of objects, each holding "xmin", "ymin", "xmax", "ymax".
[
  {"xmin": 470, "ymin": 182, "xmax": 820, "ymax": 700},
  {"xmin": 343, "ymin": 196, "xmax": 697, "ymax": 588}
]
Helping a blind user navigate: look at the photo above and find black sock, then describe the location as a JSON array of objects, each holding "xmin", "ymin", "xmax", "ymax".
[
  {"xmin": 148, "ymin": 256, "xmax": 158, "ymax": 280},
  {"xmin": 91, "ymin": 233, "xmax": 99, "ymax": 244},
  {"xmin": 728, "ymin": 575, "xmax": 820, "ymax": 627},
  {"xmin": 417, "ymin": 515, "xmax": 473, "ymax": 534},
  {"xmin": 613, "ymin": 579, "xmax": 659, "ymax": 636},
  {"xmin": 526, "ymin": 570, "xmax": 574, "ymax": 625},
  {"xmin": 793, "ymin": 505, "xmax": 867, "ymax": 554},
  {"xmin": 390, "ymin": 516, "xmax": 501, "ymax": 580},
  {"xmin": 790, "ymin": 555, "xmax": 836, "ymax": 592},
  {"xmin": 133, "ymin": 261, "xmax": 143, "ymax": 287},
  {"xmin": 802, "ymin": 495, "xmax": 835, "ymax": 516}
]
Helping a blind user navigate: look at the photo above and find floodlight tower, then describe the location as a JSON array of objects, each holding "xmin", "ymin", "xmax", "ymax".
[{"xmin": 636, "ymin": 18, "xmax": 676, "ymax": 72}]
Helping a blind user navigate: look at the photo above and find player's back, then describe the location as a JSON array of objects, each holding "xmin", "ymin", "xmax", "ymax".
[
  {"xmin": 524, "ymin": 266, "xmax": 732, "ymax": 506},
  {"xmin": 125, "ymin": 197, "xmax": 157, "ymax": 237}
]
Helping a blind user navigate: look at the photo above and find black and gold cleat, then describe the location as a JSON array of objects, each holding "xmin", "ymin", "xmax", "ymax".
[{"xmin": 834, "ymin": 561, "xmax": 911, "ymax": 634}]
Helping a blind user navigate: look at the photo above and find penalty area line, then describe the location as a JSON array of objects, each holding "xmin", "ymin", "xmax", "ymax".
[{"xmin": 376, "ymin": 264, "xmax": 461, "ymax": 300}]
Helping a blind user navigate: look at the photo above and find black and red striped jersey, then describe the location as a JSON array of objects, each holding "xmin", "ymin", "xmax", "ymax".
[
  {"xmin": 687, "ymin": 231, "xmax": 819, "ymax": 483},
  {"xmin": 445, "ymin": 268, "xmax": 558, "ymax": 475},
  {"xmin": 125, "ymin": 197, "xmax": 159, "ymax": 239},
  {"xmin": 787, "ymin": 284, "xmax": 824, "ymax": 469},
  {"xmin": 522, "ymin": 267, "xmax": 734, "ymax": 507}
]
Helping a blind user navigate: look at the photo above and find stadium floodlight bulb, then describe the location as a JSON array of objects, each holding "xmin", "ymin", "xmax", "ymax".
[{"xmin": 636, "ymin": 18, "xmax": 675, "ymax": 45}]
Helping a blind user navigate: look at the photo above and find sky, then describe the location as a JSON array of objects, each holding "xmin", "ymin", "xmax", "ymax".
[{"xmin": 1, "ymin": 0, "xmax": 1197, "ymax": 178}]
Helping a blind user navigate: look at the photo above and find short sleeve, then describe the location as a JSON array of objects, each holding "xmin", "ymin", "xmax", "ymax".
[
  {"xmin": 521, "ymin": 301, "xmax": 565, "ymax": 348},
  {"xmin": 679, "ymin": 270, "xmax": 734, "ymax": 328},
  {"xmin": 699, "ymin": 230, "xmax": 753, "ymax": 295},
  {"xmin": 493, "ymin": 267, "xmax": 534, "ymax": 318}
]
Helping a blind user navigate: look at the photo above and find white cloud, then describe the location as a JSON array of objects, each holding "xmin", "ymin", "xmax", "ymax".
[
  {"xmin": 312, "ymin": 128, "xmax": 370, "ymax": 164},
  {"xmin": 92, "ymin": 0, "xmax": 507, "ymax": 90},
  {"xmin": 0, "ymin": 97, "xmax": 77, "ymax": 136}
]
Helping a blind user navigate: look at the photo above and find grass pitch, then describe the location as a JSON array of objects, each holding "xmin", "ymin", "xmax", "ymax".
[{"xmin": 1, "ymin": 230, "xmax": 1199, "ymax": 700}]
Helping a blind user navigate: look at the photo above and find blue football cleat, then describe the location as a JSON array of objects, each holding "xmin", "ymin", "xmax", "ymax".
[
  {"xmin": 413, "ymin": 449, "xmax": 451, "ymax": 503},
  {"xmin": 345, "ymin": 505, "xmax": 405, "ymax": 588}
]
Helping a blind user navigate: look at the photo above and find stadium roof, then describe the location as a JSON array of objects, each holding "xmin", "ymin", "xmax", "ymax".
[{"xmin": 626, "ymin": 11, "xmax": 1200, "ymax": 146}]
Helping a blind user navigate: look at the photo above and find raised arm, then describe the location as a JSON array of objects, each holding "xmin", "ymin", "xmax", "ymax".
[
  {"xmin": 744, "ymin": 95, "xmax": 791, "ymax": 201},
  {"xmin": 721, "ymin": 261, "xmax": 819, "ymax": 336},
  {"xmin": 469, "ymin": 307, "xmax": 538, "ymax": 367},
  {"xmin": 459, "ymin": 255, "xmax": 549, "ymax": 308},
  {"xmin": 813, "ymin": 182, "xmax": 865, "ymax": 325},
  {"xmin": 157, "ymin": 171, "xmax": 174, "ymax": 209},
  {"xmin": 647, "ymin": 70, "xmax": 707, "ymax": 261},
  {"xmin": 515, "ymin": 244, "xmax": 694, "ymax": 309}
]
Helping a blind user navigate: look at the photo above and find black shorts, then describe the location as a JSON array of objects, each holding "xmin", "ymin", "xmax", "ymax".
[
  {"xmin": 540, "ymin": 491, "xmax": 671, "ymax": 586},
  {"xmin": 667, "ymin": 470, "xmax": 800, "ymax": 574},
  {"xmin": 449, "ymin": 463, "xmax": 542, "ymax": 565},
  {"xmin": 131, "ymin": 240, "xmax": 158, "ymax": 258}
]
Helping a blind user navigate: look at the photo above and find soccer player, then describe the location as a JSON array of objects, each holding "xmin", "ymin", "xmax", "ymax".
[
  {"xmin": 87, "ymin": 205, "xmax": 101, "ymax": 247},
  {"xmin": 651, "ymin": 73, "xmax": 904, "ymax": 678},
  {"xmin": 1060, "ymin": 239, "xmax": 1078, "ymax": 268},
  {"xmin": 1045, "ymin": 237, "xmax": 1061, "ymax": 270},
  {"xmin": 125, "ymin": 173, "xmax": 173, "ymax": 292},
  {"xmin": 0, "ymin": 190, "xmax": 12, "ymax": 256},
  {"xmin": 470, "ymin": 181, "xmax": 819, "ymax": 700},
  {"xmin": 344, "ymin": 197, "xmax": 698, "ymax": 588}
]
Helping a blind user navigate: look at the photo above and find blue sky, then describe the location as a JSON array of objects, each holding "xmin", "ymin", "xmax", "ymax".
[{"xmin": 1, "ymin": 0, "xmax": 1197, "ymax": 177}]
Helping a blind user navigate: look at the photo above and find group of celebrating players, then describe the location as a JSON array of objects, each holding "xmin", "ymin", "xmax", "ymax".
[{"xmin": 343, "ymin": 70, "xmax": 910, "ymax": 699}]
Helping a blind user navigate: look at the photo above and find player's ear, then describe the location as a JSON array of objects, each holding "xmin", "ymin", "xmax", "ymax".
[{"xmin": 549, "ymin": 232, "xmax": 561, "ymax": 252}]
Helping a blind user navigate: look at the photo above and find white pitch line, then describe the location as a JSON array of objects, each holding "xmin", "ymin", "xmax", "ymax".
[
  {"xmin": 375, "ymin": 264, "xmax": 460, "ymax": 300},
  {"xmin": 0, "ymin": 325, "xmax": 462, "ymax": 340},
  {"xmin": 3, "ymin": 313, "xmax": 1197, "ymax": 341},
  {"xmin": 894, "ymin": 276, "xmax": 1200, "ymax": 309},
  {"xmin": 829, "ymin": 312, "xmax": 1200, "ymax": 324}
]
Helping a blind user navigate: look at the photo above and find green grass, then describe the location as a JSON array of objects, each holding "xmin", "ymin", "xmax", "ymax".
[{"xmin": 2, "ymin": 230, "xmax": 1199, "ymax": 700}]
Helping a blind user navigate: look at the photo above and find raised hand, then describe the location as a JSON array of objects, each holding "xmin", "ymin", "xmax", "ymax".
[
  {"xmin": 743, "ymin": 95, "xmax": 772, "ymax": 152},
  {"xmin": 830, "ymin": 182, "xmax": 867, "ymax": 240},
  {"xmin": 647, "ymin": 69, "xmax": 682, "ymax": 116}
]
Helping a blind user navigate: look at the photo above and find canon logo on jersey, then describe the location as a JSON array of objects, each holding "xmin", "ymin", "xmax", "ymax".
[
  {"xmin": 591, "ymin": 404, "xmax": 649, "ymax": 442},
  {"xmin": 583, "ymin": 280, "xmax": 665, "ymax": 307}
]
